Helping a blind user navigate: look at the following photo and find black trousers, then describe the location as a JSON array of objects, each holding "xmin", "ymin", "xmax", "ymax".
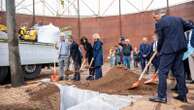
[
  {"xmin": 73, "ymin": 61, "xmax": 81, "ymax": 80},
  {"xmin": 184, "ymin": 58, "xmax": 191, "ymax": 80},
  {"xmin": 158, "ymin": 52, "xmax": 187, "ymax": 98},
  {"xmin": 88, "ymin": 56, "xmax": 95, "ymax": 76}
]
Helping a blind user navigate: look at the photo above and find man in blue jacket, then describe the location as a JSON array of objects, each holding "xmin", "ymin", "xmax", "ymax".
[
  {"xmin": 149, "ymin": 9, "xmax": 194, "ymax": 103},
  {"xmin": 139, "ymin": 37, "xmax": 152, "ymax": 72}
]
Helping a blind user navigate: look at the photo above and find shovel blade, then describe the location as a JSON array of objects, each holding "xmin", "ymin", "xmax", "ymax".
[
  {"xmin": 128, "ymin": 80, "xmax": 141, "ymax": 90},
  {"xmin": 144, "ymin": 74, "xmax": 157, "ymax": 85},
  {"xmin": 144, "ymin": 79, "xmax": 157, "ymax": 85}
]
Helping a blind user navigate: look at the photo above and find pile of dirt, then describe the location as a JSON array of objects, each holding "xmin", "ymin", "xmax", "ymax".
[
  {"xmin": 74, "ymin": 67, "xmax": 157, "ymax": 96},
  {"xmin": 0, "ymin": 83, "xmax": 60, "ymax": 110}
]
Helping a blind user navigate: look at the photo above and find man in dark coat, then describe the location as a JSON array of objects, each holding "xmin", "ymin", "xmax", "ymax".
[
  {"xmin": 149, "ymin": 9, "xmax": 194, "ymax": 103},
  {"xmin": 93, "ymin": 33, "xmax": 103, "ymax": 80},
  {"xmin": 151, "ymin": 34, "xmax": 160, "ymax": 73},
  {"xmin": 139, "ymin": 37, "xmax": 152, "ymax": 72},
  {"xmin": 80, "ymin": 36, "xmax": 95, "ymax": 80},
  {"xmin": 69, "ymin": 38, "xmax": 82, "ymax": 81},
  {"xmin": 123, "ymin": 39, "xmax": 132, "ymax": 69}
]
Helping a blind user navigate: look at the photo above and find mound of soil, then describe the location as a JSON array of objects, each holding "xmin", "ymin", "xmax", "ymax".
[
  {"xmin": 0, "ymin": 83, "xmax": 60, "ymax": 110},
  {"xmin": 74, "ymin": 67, "xmax": 157, "ymax": 96}
]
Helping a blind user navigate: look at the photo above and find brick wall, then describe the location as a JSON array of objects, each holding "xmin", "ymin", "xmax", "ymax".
[{"xmin": 1, "ymin": 1, "xmax": 194, "ymax": 58}]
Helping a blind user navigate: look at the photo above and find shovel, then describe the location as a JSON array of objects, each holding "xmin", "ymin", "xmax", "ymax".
[
  {"xmin": 144, "ymin": 71, "xmax": 158, "ymax": 84},
  {"xmin": 51, "ymin": 44, "xmax": 59, "ymax": 82},
  {"xmin": 88, "ymin": 58, "xmax": 94, "ymax": 69},
  {"xmin": 129, "ymin": 51, "xmax": 157, "ymax": 89},
  {"xmin": 84, "ymin": 58, "xmax": 94, "ymax": 78},
  {"xmin": 79, "ymin": 59, "xmax": 86, "ymax": 72},
  {"xmin": 80, "ymin": 58, "xmax": 94, "ymax": 73}
]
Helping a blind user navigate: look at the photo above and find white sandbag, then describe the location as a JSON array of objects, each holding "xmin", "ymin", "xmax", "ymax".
[
  {"xmin": 37, "ymin": 23, "xmax": 60, "ymax": 43},
  {"xmin": 0, "ymin": 31, "xmax": 8, "ymax": 40},
  {"xmin": 57, "ymin": 85, "xmax": 98, "ymax": 110},
  {"xmin": 56, "ymin": 84, "xmax": 141, "ymax": 110},
  {"xmin": 67, "ymin": 96, "xmax": 115, "ymax": 110},
  {"xmin": 67, "ymin": 94, "xmax": 131, "ymax": 110}
]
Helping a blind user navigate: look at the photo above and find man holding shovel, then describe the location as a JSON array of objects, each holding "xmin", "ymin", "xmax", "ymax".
[
  {"xmin": 69, "ymin": 37, "xmax": 83, "ymax": 81},
  {"xmin": 56, "ymin": 33, "xmax": 71, "ymax": 80},
  {"xmin": 149, "ymin": 9, "xmax": 194, "ymax": 103}
]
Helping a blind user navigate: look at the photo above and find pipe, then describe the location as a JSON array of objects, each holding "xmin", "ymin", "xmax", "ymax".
[
  {"xmin": 119, "ymin": 0, "xmax": 122, "ymax": 37},
  {"xmin": 32, "ymin": 0, "xmax": 35, "ymax": 25},
  {"xmin": 77, "ymin": 0, "xmax": 81, "ymax": 39}
]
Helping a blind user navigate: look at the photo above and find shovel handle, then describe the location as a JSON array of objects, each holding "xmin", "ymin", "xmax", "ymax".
[
  {"xmin": 138, "ymin": 51, "xmax": 158, "ymax": 80},
  {"xmin": 80, "ymin": 59, "xmax": 86, "ymax": 70},
  {"xmin": 89, "ymin": 58, "xmax": 94, "ymax": 68}
]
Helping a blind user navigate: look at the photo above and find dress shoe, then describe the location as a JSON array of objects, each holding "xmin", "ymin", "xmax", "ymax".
[
  {"xmin": 173, "ymin": 96, "xmax": 188, "ymax": 103},
  {"xmin": 59, "ymin": 76, "xmax": 64, "ymax": 81},
  {"xmin": 149, "ymin": 96, "xmax": 167, "ymax": 103},
  {"xmin": 190, "ymin": 80, "xmax": 194, "ymax": 84},
  {"xmin": 171, "ymin": 87, "xmax": 178, "ymax": 91},
  {"xmin": 86, "ymin": 75, "xmax": 94, "ymax": 80}
]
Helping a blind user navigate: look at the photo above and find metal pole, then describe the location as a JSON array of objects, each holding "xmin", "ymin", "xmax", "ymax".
[
  {"xmin": 0, "ymin": 0, "xmax": 3, "ymax": 11},
  {"xmin": 98, "ymin": 0, "xmax": 100, "ymax": 16},
  {"xmin": 32, "ymin": 0, "xmax": 35, "ymax": 25},
  {"xmin": 119, "ymin": 0, "xmax": 122, "ymax": 37},
  {"xmin": 6, "ymin": 0, "xmax": 24, "ymax": 87},
  {"xmin": 166, "ymin": 0, "xmax": 169, "ymax": 15},
  {"xmin": 68, "ymin": 0, "xmax": 70, "ymax": 15},
  {"xmin": 42, "ymin": 0, "xmax": 45, "ymax": 16},
  {"xmin": 77, "ymin": 0, "xmax": 81, "ymax": 39}
]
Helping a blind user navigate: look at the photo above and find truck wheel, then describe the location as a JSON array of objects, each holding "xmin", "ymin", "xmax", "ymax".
[
  {"xmin": 0, "ymin": 67, "xmax": 9, "ymax": 84},
  {"xmin": 23, "ymin": 65, "xmax": 42, "ymax": 80}
]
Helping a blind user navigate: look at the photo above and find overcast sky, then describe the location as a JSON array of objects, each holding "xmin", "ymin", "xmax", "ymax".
[{"xmin": 0, "ymin": 0, "xmax": 192, "ymax": 17}]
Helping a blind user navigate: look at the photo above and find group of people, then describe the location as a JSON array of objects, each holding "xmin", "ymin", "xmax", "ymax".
[
  {"xmin": 56, "ymin": 9, "xmax": 194, "ymax": 104},
  {"xmin": 108, "ymin": 9, "xmax": 194, "ymax": 104},
  {"xmin": 108, "ymin": 38, "xmax": 133, "ymax": 70},
  {"xmin": 56, "ymin": 33, "xmax": 103, "ymax": 81},
  {"xmin": 108, "ymin": 36, "xmax": 158, "ymax": 73},
  {"xmin": 149, "ymin": 9, "xmax": 194, "ymax": 103}
]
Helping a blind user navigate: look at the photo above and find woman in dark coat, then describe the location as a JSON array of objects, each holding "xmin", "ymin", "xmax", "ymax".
[
  {"xmin": 92, "ymin": 33, "xmax": 103, "ymax": 80},
  {"xmin": 70, "ymin": 39, "xmax": 82, "ymax": 81},
  {"xmin": 80, "ymin": 36, "xmax": 95, "ymax": 80}
]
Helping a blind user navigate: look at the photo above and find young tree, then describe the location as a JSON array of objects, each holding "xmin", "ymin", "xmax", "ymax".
[{"xmin": 6, "ymin": 0, "xmax": 24, "ymax": 86}]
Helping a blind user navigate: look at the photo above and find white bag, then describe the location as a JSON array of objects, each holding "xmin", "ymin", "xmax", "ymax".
[{"xmin": 37, "ymin": 23, "xmax": 60, "ymax": 43}]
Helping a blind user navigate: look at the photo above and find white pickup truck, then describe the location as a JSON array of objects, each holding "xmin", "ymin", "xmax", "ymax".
[{"xmin": 0, "ymin": 39, "xmax": 58, "ymax": 83}]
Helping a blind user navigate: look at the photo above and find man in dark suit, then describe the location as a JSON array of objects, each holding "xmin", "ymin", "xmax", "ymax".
[
  {"xmin": 139, "ymin": 37, "xmax": 152, "ymax": 72},
  {"xmin": 151, "ymin": 34, "xmax": 160, "ymax": 73},
  {"xmin": 69, "ymin": 38, "xmax": 83, "ymax": 81},
  {"xmin": 149, "ymin": 9, "xmax": 194, "ymax": 103}
]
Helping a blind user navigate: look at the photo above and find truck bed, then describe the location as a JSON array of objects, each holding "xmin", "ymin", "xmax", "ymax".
[{"xmin": 0, "ymin": 40, "xmax": 58, "ymax": 66}]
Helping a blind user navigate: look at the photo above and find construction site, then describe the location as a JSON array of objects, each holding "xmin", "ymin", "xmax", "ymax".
[{"xmin": 0, "ymin": 0, "xmax": 194, "ymax": 110}]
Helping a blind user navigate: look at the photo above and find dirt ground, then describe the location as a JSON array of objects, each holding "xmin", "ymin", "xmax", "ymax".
[
  {"xmin": 0, "ymin": 65, "xmax": 194, "ymax": 110},
  {"xmin": 0, "ymin": 82, "xmax": 60, "ymax": 110},
  {"xmin": 73, "ymin": 67, "xmax": 157, "ymax": 95},
  {"xmin": 0, "ymin": 68, "xmax": 60, "ymax": 110}
]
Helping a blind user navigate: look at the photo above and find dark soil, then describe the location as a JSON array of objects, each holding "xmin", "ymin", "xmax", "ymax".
[{"xmin": 74, "ymin": 67, "xmax": 157, "ymax": 96}]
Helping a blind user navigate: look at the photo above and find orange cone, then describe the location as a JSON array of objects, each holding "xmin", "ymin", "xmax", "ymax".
[{"xmin": 50, "ymin": 67, "xmax": 59, "ymax": 82}]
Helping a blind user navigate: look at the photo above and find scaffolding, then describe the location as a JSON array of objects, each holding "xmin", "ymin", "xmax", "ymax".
[
  {"xmin": 0, "ymin": 0, "xmax": 192, "ymax": 17},
  {"xmin": 0, "ymin": 0, "xmax": 192, "ymax": 41}
]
